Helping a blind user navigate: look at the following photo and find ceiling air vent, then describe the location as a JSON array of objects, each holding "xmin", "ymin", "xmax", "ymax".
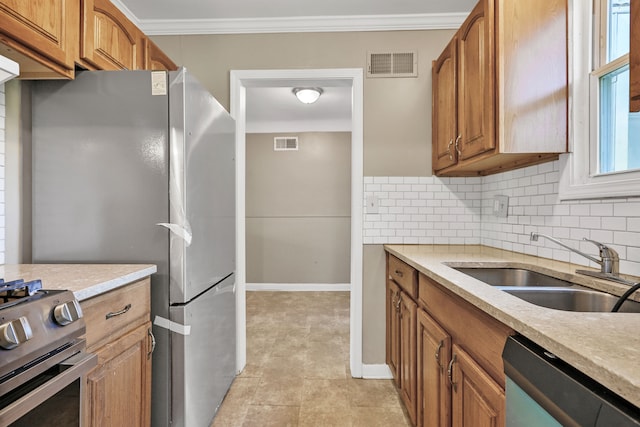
[
  {"xmin": 367, "ymin": 51, "xmax": 418, "ymax": 78},
  {"xmin": 274, "ymin": 136, "xmax": 299, "ymax": 151}
]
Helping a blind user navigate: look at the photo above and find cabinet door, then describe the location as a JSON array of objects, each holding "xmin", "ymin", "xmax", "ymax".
[
  {"xmin": 81, "ymin": 0, "xmax": 142, "ymax": 70},
  {"xmin": 85, "ymin": 322, "xmax": 153, "ymax": 427},
  {"xmin": 386, "ymin": 280, "xmax": 401, "ymax": 383},
  {"xmin": 457, "ymin": 0, "xmax": 495, "ymax": 160},
  {"xmin": 0, "ymin": 0, "xmax": 75, "ymax": 77},
  {"xmin": 143, "ymin": 37, "xmax": 177, "ymax": 71},
  {"xmin": 399, "ymin": 293, "xmax": 417, "ymax": 425},
  {"xmin": 432, "ymin": 37, "xmax": 458, "ymax": 172},
  {"xmin": 450, "ymin": 344, "xmax": 505, "ymax": 427},
  {"xmin": 417, "ymin": 310, "xmax": 451, "ymax": 427},
  {"xmin": 631, "ymin": 0, "xmax": 640, "ymax": 112}
]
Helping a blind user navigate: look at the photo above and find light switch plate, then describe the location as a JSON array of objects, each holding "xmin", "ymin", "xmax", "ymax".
[{"xmin": 494, "ymin": 195, "xmax": 509, "ymax": 218}]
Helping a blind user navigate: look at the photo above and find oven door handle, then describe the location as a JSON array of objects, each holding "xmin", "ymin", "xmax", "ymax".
[{"xmin": 0, "ymin": 351, "xmax": 97, "ymax": 426}]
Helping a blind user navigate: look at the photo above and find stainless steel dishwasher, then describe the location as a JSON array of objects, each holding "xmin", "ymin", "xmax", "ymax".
[{"xmin": 502, "ymin": 335, "xmax": 640, "ymax": 427}]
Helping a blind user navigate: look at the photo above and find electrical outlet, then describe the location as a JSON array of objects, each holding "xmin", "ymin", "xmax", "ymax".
[
  {"xmin": 366, "ymin": 194, "xmax": 379, "ymax": 214},
  {"xmin": 494, "ymin": 195, "xmax": 509, "ymax": 218}
]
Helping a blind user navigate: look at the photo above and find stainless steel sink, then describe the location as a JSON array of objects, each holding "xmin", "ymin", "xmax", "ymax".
[
  {"xmin": 453, "ymin": 266, "xmax": 640, "ymax": 313},
  {"xmin": 453, "ymin": 267, "xmax": 574, "ymax": 287},
  {"xmin": 504, "ymin": 288, "xmax": 640, "ymax": 313}
]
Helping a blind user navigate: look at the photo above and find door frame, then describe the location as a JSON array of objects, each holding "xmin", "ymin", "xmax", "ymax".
[{"xmin": 230, "ymin": 68, "xmax": 364, "ymax": 377}]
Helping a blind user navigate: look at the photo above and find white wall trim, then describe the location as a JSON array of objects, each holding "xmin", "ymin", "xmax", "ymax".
[
  {"xmin": 361, "ymin": 364, "xmax": 393, "ymax": 379},
  {"xmin": 246, "ymin": 283, "xmax": 351, "ymax": 291},
  {"xmin": 230, "ymin": 68, "xmax": 364, "ymax": 378},
  {"xmin": 134, "ymin": 13, "xmax": 467, "ymax": 36}
]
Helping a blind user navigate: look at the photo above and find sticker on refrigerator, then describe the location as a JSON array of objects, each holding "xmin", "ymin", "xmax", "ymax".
[{"xmin": 151, "ymin": 71, "xmax": 167, "ymax": 95}]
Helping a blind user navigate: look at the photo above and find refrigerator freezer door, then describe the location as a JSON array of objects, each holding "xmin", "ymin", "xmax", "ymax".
[
  {"xmin": 169, "ymin": 274, "xmax": 236, "ymax": 427},
  {"xmin": 168, "ymin": 69, "xmax": 236, "ymax": 304}
]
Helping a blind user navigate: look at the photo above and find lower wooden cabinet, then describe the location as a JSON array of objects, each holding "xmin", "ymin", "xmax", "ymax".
[
  {"xmin": 450, "ymin": 345, "xmax": 505, "ymax": 427},
  {"xmin": 85, "ymin": 321, "xmax": 153, "ymax": 427},
  {"xmin": 80, "ymin": 278, "xmax": 153, "ymax": 426},
  {"xmin": 387, "ymin": 279, "xmax": 418, "ymax": 425},
  {"xmin": 385, "ymin": 253, "xmax": 513, "ymax": 427},
  {"xmin": 386, "ymin": 280, "xmax": 401, "ymax": 381},
  {"xmin": 417, "ymin": 310, "xmax": 451, "ymax": 427},
  {"xmin": 398, "ymin": 292, "xmax": 417, "ymax": 424}
]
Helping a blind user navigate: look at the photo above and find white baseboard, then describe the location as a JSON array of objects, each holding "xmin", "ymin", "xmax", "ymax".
[
  {"xmin": 246, "ymin": 283, "xmax": 351, "ymax": 291},
  {"xmin": 361, "ymin": 364, "xmax": 393, "ymax": 379}
]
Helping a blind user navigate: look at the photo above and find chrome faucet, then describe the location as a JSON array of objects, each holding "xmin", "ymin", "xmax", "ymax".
[{"xmin": 530, "ymin": 232, "xmax": 619, "ymax": 276}]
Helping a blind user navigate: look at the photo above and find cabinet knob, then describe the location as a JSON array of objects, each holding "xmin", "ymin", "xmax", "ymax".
[
  {"xmin": 0, "ymin": 317, "xmax": 33, "ymax": 350},
  {"xmin": 454, "ymin": 134, "xmax": 462, "ymax": 157},
  {"xmin": 394, "ymin": 269, "xmax": 404, "ymax": 278}
]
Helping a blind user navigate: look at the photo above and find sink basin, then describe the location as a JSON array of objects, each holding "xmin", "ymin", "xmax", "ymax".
[
  {"xmin": 505, "ymin": 288, "xmax": 640, "ymax": 313},
  {"xmin": 453, "ymin": 266, "xmax": 640, "ymax": 313},
  {"xmin": 454, "ymin": 267, "xmax": 574, "ymax": 287}
]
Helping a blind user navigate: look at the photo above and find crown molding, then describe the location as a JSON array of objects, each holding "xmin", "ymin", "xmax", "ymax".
[{"xmin": 123, "ymin": 12, "xmax": 466, "ymax": 35}]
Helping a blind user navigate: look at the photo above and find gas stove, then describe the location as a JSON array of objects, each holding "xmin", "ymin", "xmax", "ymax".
[{"xmin": 0, "ymin": 277, "xmax": 93, "ymax": 425}]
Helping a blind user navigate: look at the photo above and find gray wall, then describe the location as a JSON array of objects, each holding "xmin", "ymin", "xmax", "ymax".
[
  {"xmin": 246, "ymin": 132, "xmax": 351, "ymax": 284},
  {"xmin": 152, "ymin": 29, "xmax": 455, "ymax": 364}
]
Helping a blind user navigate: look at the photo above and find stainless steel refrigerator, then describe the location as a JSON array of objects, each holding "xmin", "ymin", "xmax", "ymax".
[{"xmin": 31, "ymin": 68, "xmax": 236, "ymax": 427}]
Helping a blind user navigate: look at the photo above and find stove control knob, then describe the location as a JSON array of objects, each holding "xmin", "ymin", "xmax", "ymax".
[
  {"xmin": 0, "ymin": 317, "xmax": 33, "ymax": 350},
  {"xmin": 54, "ymin": 300, "xmax": 84, "ymax": 326}
]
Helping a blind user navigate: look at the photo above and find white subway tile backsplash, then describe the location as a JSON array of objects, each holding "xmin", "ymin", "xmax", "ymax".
[{"xmin": 364, "ymin": 160, "xmax": 640, "ymax": 276}]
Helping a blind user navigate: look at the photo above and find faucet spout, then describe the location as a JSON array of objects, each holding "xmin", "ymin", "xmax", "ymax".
[{"xmin": 529, "ymin": 232, "xmax": 619, "ymax": 275}]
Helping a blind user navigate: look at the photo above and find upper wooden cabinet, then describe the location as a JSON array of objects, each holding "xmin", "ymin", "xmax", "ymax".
[
  {"xmin": 143, "ymin": 37, "xmax": 178, "ymax": 71},
  {"xmin": 0, "ymin": 0, "xmax": 76, "ymax": 78},
  {"xmin": 432, "ymin": 38, "xmax": 458, "ymax": 172},
  {"xmin": 80, "ymin": 0, "xmax": 143, "ymax": 71},
  {"xmin": 631, "ymin": 0, "xmax": 640, "ymax": 112},
  {"xmin": 432, "ymin": 0, "xmax": 568, "ymax": 176},
  {"xmin": 0, "ymin": 0, "xmax": 178, "ymax": 78}
]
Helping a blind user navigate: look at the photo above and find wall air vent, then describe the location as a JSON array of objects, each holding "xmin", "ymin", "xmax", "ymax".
[
  {"xmin": 367, "ymin": 51, "xmax": 418, "ymax": 78},
  {"xmin": 274, "ymin": 136, "xmax": 299, "ymax": 151}
]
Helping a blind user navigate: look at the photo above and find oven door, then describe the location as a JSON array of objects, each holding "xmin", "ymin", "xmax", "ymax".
[{"xmin": 0, "ymin": 351, "xmax": 97, "ymax": 426}]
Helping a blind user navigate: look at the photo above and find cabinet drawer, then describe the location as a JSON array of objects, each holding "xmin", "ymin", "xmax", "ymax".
[
  {"xmin": 388, "ymin": 255, "xmax": 418, "ymax": 299},
  {"xmin": 81, "ymin": 278, "xmax": 151, "ymax": 352}
]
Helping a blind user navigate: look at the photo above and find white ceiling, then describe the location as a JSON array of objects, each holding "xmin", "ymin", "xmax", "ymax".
[{"xmin": 113, "ymin": 0, "xmax": 475, "ymax": 133}]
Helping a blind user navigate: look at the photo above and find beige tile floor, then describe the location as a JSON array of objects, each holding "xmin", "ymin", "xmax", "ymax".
[{"xmin": 211, "ymin": 291, "xmax": 411, "ymax": 427}]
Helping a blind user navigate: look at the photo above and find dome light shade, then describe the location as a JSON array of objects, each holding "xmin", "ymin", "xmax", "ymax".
[{"xmin": 292, "ymin": 87, "xmax": 323, "ymax": 104}]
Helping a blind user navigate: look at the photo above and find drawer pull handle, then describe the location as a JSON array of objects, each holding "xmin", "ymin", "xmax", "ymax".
[
  {"xmin": 447, "ymin": 354, "xmax": 457, "ymax": 390},
  {"xmin": 435, "ymin": 340, "xmax": 444, "ymax": 370},
  {"xmin": 105, "ymin": 304, "xmax": 132, "ymax": 320},
  {"xmin": 394, "ymin": 269, "xmax": 404, "ymax": 278}
]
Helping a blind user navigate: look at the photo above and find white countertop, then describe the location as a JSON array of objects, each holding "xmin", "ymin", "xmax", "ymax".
[
  {"xmin": 384, "ymin": 244, "xmax": 640, "ymax": 409},
  {"xmin": 0, "ymin": 264, "xmax": 157, "ymax": 301}
]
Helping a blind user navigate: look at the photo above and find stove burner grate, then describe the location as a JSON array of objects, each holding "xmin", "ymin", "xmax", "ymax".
[{"xmin": 0, "ymin": 279, "xmax": 44, "ymax": 307}]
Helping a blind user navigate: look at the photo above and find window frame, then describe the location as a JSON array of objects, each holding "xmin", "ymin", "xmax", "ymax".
[{"xmin": 559, "ymin": 0, "xmax": 640, "ymax": 200}]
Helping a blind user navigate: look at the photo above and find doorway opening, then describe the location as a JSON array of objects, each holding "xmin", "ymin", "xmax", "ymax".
[{"xmin": 230, "ymin": 69, "xmax": 364, "ymax": 377}]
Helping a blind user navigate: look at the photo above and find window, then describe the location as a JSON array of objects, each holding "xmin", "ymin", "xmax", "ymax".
[{"xmin": 560, "ymin": 0, "xmax": 640, "ymax": 200}]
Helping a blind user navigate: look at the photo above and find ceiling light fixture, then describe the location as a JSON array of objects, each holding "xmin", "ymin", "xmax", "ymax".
[{"xmin": 292, "ymin": 87, "xmax": 323, "ymax": 104}]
